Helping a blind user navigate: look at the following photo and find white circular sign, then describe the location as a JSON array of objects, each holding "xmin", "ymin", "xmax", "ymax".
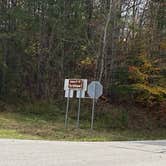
[{"xmin": 88, "ymin": 81, "xmax": 103, "ymax": 99}]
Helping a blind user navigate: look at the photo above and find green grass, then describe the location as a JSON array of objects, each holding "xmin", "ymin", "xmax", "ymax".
[
  {"xmin": 0, "ymin": 102, "xmax": 166, "ymax": 141},
  {"xmin": 0, "ymin": 129, "xmax": 40, "ymax": 139}
]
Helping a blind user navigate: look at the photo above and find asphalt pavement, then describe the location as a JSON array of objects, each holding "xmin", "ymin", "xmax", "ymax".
[{"xmin": 0, "ymin": 139, "xmax": 166, "ymax": 166}]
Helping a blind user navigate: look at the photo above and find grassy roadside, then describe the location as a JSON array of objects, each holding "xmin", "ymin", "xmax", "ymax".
[{"xmin": 0, "ymin": 102, "xmax": 166, "ymax": 141}]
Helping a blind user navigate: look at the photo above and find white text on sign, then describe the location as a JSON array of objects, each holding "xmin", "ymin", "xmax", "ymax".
[{"xmin": 68, "ymin": 79, "xmax": 83, "ymax": 89}]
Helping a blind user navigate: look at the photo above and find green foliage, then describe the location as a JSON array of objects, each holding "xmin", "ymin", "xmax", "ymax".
[
  {"xmin": 16, "ymin": 102, "xmax": 64, "ymax": 122},
  {"xmin": 111, "ymin": 84, "xmax": 166, "ymax": 106},
  {"xmin": 0, "ymin": 0, "xmax": 165, "ymax": 112},
  {"xmin": 111, "ymin": 51, "xmax": 166, "ymax": 107}
]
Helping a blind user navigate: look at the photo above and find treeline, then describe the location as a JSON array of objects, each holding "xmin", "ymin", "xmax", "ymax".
[{"xmin": 0, "ymin": 0, "xmax": 165, "ymax": 108}]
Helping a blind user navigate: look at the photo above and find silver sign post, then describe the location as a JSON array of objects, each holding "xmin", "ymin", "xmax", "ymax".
[
  {"xmin": 91, "ymin": 83, "xmax": 96, "ymax": 130},
  {"xmin": 76, "ymin": 90, "xmax": 82, "ymax": 128},
  {"xmin": 87, "ymin": 81, "xmax": 103, "ymax": 130},
  {"xmin": 65, "ymin": 89, "xmax": 70, "ymax": 129}
]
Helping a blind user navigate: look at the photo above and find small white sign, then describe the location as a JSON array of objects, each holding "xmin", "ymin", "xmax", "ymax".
[
  {"xmin": 64, "ymin": 79, "xmax": 87, "ymax": 98},
  {"xmin": 65, "ymin": 90, "xmax": 74, "ymax": 98},
  {"xmin": 76, "ymin": 90, "xmax": 86, "ymax": 98}
]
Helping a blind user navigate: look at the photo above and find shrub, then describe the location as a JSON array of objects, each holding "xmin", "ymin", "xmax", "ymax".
[{"xmin": 110, "ymin": 84, "xmax": 166, "ymax": 107}]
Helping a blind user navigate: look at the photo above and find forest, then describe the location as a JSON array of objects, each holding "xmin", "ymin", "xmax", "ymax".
[{"xmin": 0, "ymin": 0, "xmax": 166, "ymax": 131}]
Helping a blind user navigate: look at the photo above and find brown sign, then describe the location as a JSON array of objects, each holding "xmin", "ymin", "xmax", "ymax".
[{"xmin": 68, "ymin": 79, "xmax": 83, "ymax": 89}]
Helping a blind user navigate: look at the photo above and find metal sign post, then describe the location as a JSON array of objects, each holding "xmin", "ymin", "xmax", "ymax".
[
  {"xmin": 65, "ymin": 89, "xmax": 70, "ymax": 129},
  {"xmin": 76, "ymin": 90, "xmax": 82, "ymax": 128},
  {"xmin": 64, "ymin": 79, "xmax": 102, "ymax": 130},
  {"xmin": 91, "ymin": 83, "xmax": 96, "ymax": 130},
  {"xmin": 64, "ymin": 79, "xmax": 87, "ymax": 129},
  {"xmin": 88, "ymin": 81, "xmax": 103, "ymax": 130}
]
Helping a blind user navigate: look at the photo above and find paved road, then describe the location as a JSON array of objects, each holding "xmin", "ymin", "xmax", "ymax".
[{"xmin": 0, "ymin": 139, "xmax": 166, "ymax": 166}]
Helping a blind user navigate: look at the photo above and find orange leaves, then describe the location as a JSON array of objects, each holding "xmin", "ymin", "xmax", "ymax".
[{"xmin": 128, "ymin": 66, "xmax": 136, "ymax": 72}]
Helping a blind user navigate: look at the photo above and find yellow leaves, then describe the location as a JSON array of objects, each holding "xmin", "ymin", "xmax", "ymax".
[
  {"xmin": 142, "ymin": 60, "xmax": 152, "ymax": 70},
  {"xmin": 25, "ymin": 41, "xmax": 40, "ymax": 56},
  {"xmin": 136, "ymin": 53, "xmax": 160, "ymax": 74},
  {"xmin": 80, "ymin": 45, "xmax": 87, "ymax": 51},
  {"xmin": 128, "ymin": 66, "xmax": 148, "ymax": 83},
  {"xmin": 127, "ymin": 51, "xmax": 165, "ymax": 106},
  {"xmin": 133, "ymin": 83, "xmax": 166, "ymax": 96},
  {"xmin": 139, "ymin": 55, "xmax": 152, "ymax": 69},
  {"xmin": 131, "ymin": 84, "xmax": 166, "ymax": 106},
  {"xmin": 80, "ymin": 57, "xmax": 93, "ymax": 65},
  {"xmin": 160, "ymin": 40, "xmax": 166, "ymax": 50}
]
